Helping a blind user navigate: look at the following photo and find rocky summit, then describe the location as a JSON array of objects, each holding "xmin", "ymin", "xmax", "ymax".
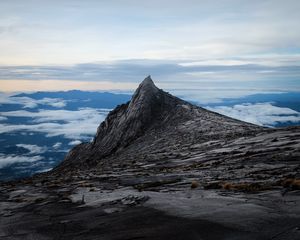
[
  {"xmin": 0, "ymin": 76, "xmax": 300, "ymax": 240},
  {"xmin": 57, "ymin": 75, "xmax": 260, "ymax": 170}
]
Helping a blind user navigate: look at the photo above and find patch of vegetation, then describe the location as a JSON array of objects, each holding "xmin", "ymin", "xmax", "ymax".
[
  {"xmin": 222, "ymin": 182, "xmax": 271, "ymax": 192},
  {"xmin": 204, "ymin": 181, "xmax": 272, "ymax": 192},
  {"xmin": 191, "ymin": 180, "xmax": 199, "ymax": 189},
  {"xmin": 282, "ymin": 178, "xmax": 300, "ymax": 190}
]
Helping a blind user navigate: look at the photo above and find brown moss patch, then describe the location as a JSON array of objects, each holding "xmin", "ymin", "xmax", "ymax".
[
  {"xmin": 204, "ymin": 181, "xmax": 272, "ymax": 192},
  {"xmin": 191, "ymin": 180, "xmax": 199, "ymax": 189},
  {"xmin": 282, "ymin": 178, "xmax": 300, "ymax": 190},
  {"xmin": 221, "ymin": 182, "xmax": 270, "ymax": 192}
]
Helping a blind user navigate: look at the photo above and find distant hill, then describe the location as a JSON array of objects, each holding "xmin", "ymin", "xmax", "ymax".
[{"xmin": 13, "ymin": 90, "xmax": 132, "ymax": 110}]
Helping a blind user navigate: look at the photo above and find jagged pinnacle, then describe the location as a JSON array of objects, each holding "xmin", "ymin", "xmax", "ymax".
[
  {"xmin": 130, "ymin": 75, "xmax": 159, "ymax": 106},
  {"xmin": 136, "ymin": 75, "xmax": 157, "ymax": 91},
  {"xmin": 58, "ymin": 75, "xmax": 261, "ymax": 171},
  {"xmin": 141, "ymin": 75, "xmax": 154, "ymax": 85}
]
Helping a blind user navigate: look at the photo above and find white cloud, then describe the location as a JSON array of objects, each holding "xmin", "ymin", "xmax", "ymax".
[
  {"xmin": 0, "ymin": 1, "xmax": 300, "ymax": 65},
  {"xmin": 207, "ymin": 103, "xmax": 300, "ymax": 126},
  {"xmin": 16, "ymin": 144, "xmax": 47, "ymax": 154},
  {"xmin": 170, "ymin": 89, "xmax": 285, "ymax": 104},
  {"xmin": 35, "ymin": 167, "xmax": 53, "ymax": 173},
  {"xmin": 179, "ymin": 54, "xmax": 300, "ymax": 68},
  {"xmin": 52, "ymin": 142, "xmax": 62, "ymax": 149},
  {"xmin": 0, "ymin": 108, "xmax": 108, "ymax": 139},
  {"xmin": 0, "ymin": 94, "xmax": 66, "ymax": 108},
  {"xmin": 33, "ymin": 98, "xmax": 66, "ymax": 108},
  {"xmin": 0, "ymin": 116, "xmax": 7, "ymax": 121},
  {"xmin": 0, "ymin": 154, "xmax": 43, "ymax": 168},
  {"xmin": 68, "ymin": 140, "xmax": 82, "ymax": 146}
]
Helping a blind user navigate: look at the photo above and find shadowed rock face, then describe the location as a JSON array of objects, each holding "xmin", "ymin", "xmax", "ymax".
[
  {"xmin": 57, "ymin": 76, "xmax": 260, "ymax": 170},
  {"xmin": 92, "ymin": 76, "xmax": 170, "ymax": 157}
]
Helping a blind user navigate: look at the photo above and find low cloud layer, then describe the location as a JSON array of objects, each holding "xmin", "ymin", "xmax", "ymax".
[
  {"xmin": 0, "ymin": 144, "xmax": 47, "ymax": 168},
  {"xmin": 16, "ymin": 144, "xmax": 47, "ymax": 155},
  {"xmin": 68, "ymin": 140, "xmax": 82, "ymax": 146},
  {"xmin": 208, "ymin": 103, "xmax": 300, "ymax": 126},
  {"xmin": 0, "ymin": 94, "xmax": 66, "ymax": 108},
  {"xmin": 0, "ymin": 116, "xmax": 7, "ymax": 121},
  {"xmin": 0, "ymin": 108, "xmax": 108, "ymax": 139},
  {"xmin": 0, "ymin": 154, "xmax": 43, "ymax": 168},
  {"xmin": 52, "ymin": 142, "xmax": 62, "ymax": 149},
  {"xmin": 1, "ymin": 59, "xmax": 299, "ymax": 81}
]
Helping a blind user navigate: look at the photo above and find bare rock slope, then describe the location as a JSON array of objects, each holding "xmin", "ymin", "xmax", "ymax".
[
  {"xmin": 54, "ymin": 76, "xmax": 299, "ymax": 189},
  {"xmin": 57, "ymin": 76, "xmax": 261, "ymax": 170},
  {"xmin": 1, "ymin": 76, "xmax": 300, "ymax": 240}
]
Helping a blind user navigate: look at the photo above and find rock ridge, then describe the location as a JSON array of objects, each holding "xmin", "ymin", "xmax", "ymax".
[{"xmin": 55, "ymin": 76, "xmax": 261, "ymax": 171}]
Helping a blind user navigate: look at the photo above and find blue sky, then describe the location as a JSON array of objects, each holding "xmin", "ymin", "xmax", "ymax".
[{"xmin": 0, "ymin": 0, "xmax": 300, "ymax": 91}]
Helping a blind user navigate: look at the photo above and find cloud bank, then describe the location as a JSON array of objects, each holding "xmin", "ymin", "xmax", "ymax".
[
  {"xmin": 208, "ymin": 103, "xmax": 300, "ymax": 126},
  {"xmin": 0, "ymin": 58, "xmax": 299, "ymax": 93},
  {"xmin": 0, "ymin": 154, "xmax": 43, "ymax": 168},
  {"xmin": 0, "ymin": 1, "xmax": 300, "ymax": 65},
  {"xmin": 0, "ymin": 108, "xmax": 108, "ymax": 139},
  {"xmin": 68, "ymin": 140, "xmax": 82, "ymax": 146},
  {"xmin": 0, "ymin": 94, "xmax": 66, "ymax": 108},
  {"xmin": 16, "ymin": 144, "xmax": 47, "ymax": 154},
  {"xmin": 52, "ymin": 142, "xmax": 62, "ymax": 149}
]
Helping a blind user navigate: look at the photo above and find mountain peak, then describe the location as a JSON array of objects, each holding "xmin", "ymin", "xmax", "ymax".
[
  {"xmin": 132, "ymin": 75, "xmax": 159, "ymax": 100},
  {"xmin": 57, "ymin": 76, "xmax": 261, "ymax": 170},
  {"xmin": 140, "ymin": 75, "xmax": 155, "ymax": 87},
  {"xmin": 130, "ymin": 76, "xmax": 160, "ymax": 109}
]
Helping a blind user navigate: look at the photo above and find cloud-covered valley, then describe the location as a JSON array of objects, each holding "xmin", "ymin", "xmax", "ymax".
[
  {"xmin": 0, "ymin": 108, "xmax": 108, "ymax": 139},
  {"xmin": 208, "ymin": 103, "xmax": 300, "ymax": 127},
  {"xmin": 0, "ymin": 154, "xmax": 44, "ymax": 169},
  {"xmin": 0, "ymin": 94, "xmax": 67, "ymax": 108}
]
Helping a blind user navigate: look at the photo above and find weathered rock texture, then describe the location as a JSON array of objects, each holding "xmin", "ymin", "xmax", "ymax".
[
  {"xmin": 57, "ymin": 76, "xmax": 261, "ymax": 170},
  {"xmin": 0, "ymin": 76, "xmax": 299, "ymax": 240}
]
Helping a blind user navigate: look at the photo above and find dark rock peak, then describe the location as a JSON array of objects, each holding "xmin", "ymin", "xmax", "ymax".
[
  {"xmin": 128, "ymin": 75, "xmax": 160, "ymax": 111},
  {"xmin": 138, "ymin": 75, "xmax": 155, "ymax": 90},
  {"xmin": 88, "ymin": 76, "xmax": 167, "ymax": 159},
  {"xmin": 56, "ymin": 76, "xmax": 261, "ymax": 170}
]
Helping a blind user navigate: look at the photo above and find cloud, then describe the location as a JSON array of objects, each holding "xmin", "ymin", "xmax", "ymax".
[
  {"xmin": 16, "ymin": 144, "xmax": 47, "ymax": 154},
  {"xmin": 52, "ymin": 142, "xmax": 62, "ymax": 149},
  {"xmin": 0, "ymin": 154, "xmax": 43, "ymax": 168},
  {"xmin": 1, "ymin": 59, "xmax": 300, "ymax": 80},
  {"xmin": 68, "ymin": 140, "xmax": 82, "ymax": 146},
  {"xmin": 33, "ymin": 98, "xmax": 66, "ymax": 108},
  {"xmin": 171, "ymin": 89, "xmax": 285, "ymax": 104},
  {"xmin": 0, "ymin": 108, "xmax": 108, "ymax": 139},
  {"xmin": 0, "ymin": 94, "xmax": 66, "ymax": 108},
  {"xmin": 0, "ymin": 58, "xmax": 299, "ymax": 93},
  {"xmin": 1, "ymin": 108, "xmax": 107, "ymax": 123},
  {"xmin": 207, "ymin": 103, "xmax": 300, "ymax": 126},
  {"xmin": 0, "ymin": 116, "xmax": 7, "ymax": 121},
  {"xmin": 35, "ymin": 167, "xmax": 53, "ymax": 173},
  {"xmin": 0, "ymin": 1, "xmax": 300, "ymax": 65}
]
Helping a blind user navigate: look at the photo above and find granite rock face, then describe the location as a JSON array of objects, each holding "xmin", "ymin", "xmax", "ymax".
[
  {"xmin": 1, "ymin": 76, "xmax": 299, "ymax": 240},
  {"xmin": 57, "ymin": 76, "xmax": 261, "ymax": 170}
]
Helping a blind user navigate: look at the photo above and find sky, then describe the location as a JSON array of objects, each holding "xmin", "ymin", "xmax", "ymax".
[{"xmin": 0, "ymin": 0, "xmax": 300, "ymax": 92}]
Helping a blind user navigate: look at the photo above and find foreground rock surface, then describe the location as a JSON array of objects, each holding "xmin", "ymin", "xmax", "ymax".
[{"xmin": 0, "ymin": 76, "xmax": 299, "ymax": 239}]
